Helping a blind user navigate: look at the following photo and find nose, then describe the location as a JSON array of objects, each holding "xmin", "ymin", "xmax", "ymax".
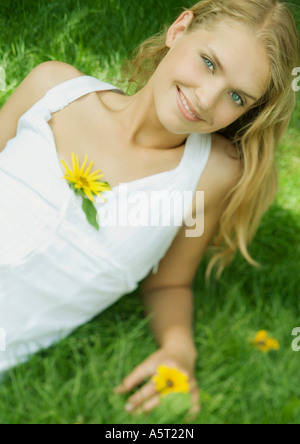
[{"xmin": 195, "ymin": 85, "xmax": 220, "ymax": 111}]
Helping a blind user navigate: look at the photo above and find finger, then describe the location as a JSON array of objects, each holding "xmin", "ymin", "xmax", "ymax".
[
  {"xmin": 187, "ymin": 381, "xmax": 201, "ymax": 420},
  {"xmin": 114, "ymin": 357, "xmax": 156, "ymax": 394},
  {"xmin": 187, "ymin": 401, "xmax": 201, "ymax": 422},
  {"xmin": 126, "ymin": 380, "xmax": 157, "ymax": 411},
  {"xmin": 190, "ymin": 379, "xmax": 200, "ymax": 405},
  {"xmin": 142, "ymin": 395, "xmax": 161, "ymax": 413}
]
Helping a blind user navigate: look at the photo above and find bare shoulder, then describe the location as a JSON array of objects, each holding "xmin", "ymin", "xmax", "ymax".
[
  {"xmin": 140, "ymin": 133, "xmax": 243, "ymax": 294},
  {"xmin": 210, "ymin": 133, "xmax": 243, "ymax": 186},
  {"xmin": 0, "ymin": 61, "xmax": 84, "ymax": 151},
  {"xmin": 3, "ymin": 60, "xmax": 84, "ymax": 115},
  {"xmin": 25, "ymin": 61, "xmax": 85, "ymax": 97},
  {"xmin": 198, "ymin": 133, "xmax": 243, "ymax": 211}
]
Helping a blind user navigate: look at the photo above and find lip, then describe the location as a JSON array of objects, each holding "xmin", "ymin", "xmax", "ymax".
[{"xmin": 176, "ymin": 87, "xmax": 204, "ymax": 122}]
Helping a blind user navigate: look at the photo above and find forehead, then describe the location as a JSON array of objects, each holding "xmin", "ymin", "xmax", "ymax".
[{"xmin": 188, "ymin": 20, "xmax": 271, "ymax": 98}]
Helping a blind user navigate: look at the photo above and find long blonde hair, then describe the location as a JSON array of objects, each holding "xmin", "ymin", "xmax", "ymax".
[{"xmin": 121, "ymin": 0, "xmax": 300, "ymax": 279}]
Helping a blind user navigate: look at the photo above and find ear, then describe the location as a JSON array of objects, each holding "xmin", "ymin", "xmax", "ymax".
[{"xmin": 165, "ymin": 10, "xmax": 195, "ymax": 48}]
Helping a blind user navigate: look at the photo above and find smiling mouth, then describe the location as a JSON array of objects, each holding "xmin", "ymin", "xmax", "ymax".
[{"xmin": 176, "ymin": 87, "xmax": 204, "ymax": 122}]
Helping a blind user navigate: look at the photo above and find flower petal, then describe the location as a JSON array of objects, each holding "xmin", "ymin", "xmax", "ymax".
[
  {"xmin": 83, "ymin": 161, "xmax": 95, "ymax": 177},
  {"xmin": 80, "ymin": 154, "xmax": 89, "ymax": 175},
  {"xmin": 61, "ymin": 160, "xmax": 72, "ymax": 176},
  {"xmin": 86, "ymin": 169, "xmax": 102, "ymax": 178},
  {"xmin": 71, "ymin": 152, "xmax": 77, "ymax": 172}
]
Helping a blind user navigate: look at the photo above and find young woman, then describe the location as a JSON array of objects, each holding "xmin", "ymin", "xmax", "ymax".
[{"xmin": 0, "ymin": 0, "xmax": 299, "ymax": 414}]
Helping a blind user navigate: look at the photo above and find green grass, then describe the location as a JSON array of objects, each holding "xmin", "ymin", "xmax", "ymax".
[{"xmin": 0, "ymin": 0, "xmax": 299, "ymax": 425}]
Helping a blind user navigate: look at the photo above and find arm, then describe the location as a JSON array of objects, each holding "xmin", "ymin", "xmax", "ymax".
[
  {"xmin": 115, "ymin": 134, "xmax": 243, "ymax": 414},
  {"xmin": 114, "ymin": 207, "xmax": 219, "ymax": 415},
  {"xmin": 141, "ymin": 286, "xmax": 197, "ymax": 369}
]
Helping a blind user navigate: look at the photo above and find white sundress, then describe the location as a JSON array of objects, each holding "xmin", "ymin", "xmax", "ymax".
[{"xmin": 0, "ymin": 75, "xmax": 212, "ymax": 377}]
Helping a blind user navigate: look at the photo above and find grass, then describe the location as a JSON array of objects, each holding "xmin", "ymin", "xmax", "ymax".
[{"xmin": 0, "ymin": 0, "xmax": 299, "ymax": 425}]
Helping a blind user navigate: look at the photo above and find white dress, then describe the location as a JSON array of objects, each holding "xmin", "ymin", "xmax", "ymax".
[{"xmin": 0, "ymin": 75, "xmax": 212, "ymax": 376}]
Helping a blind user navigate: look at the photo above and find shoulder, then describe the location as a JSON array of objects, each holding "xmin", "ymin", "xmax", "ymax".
[
  {"xmin": 26, "ymin": 61, "xmax": 85, "ymax": 98},
  {"xmin": 141, "ymin": 134, "xmax": 243, "ymax": 292},
  {"xmin": 196, "ymin": 133, "xmax": 243, "ymax": 212},
  {"xmin": 0, "ymin": 62, "xmax": 85, "ymax": 152},
  {"xmin": 210, "ymin": 133, "xmax": 243, "ymax": 180}
]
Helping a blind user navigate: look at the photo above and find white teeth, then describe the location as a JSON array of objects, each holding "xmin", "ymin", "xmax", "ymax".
[{"xmin": 179, "ymin": 91, "xmax": 198, "ymax": 119}]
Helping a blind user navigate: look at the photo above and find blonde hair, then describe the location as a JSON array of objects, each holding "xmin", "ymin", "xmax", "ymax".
[{"xmin": 121, "ymin": 0, "xmax": 300, "ymax": 279}]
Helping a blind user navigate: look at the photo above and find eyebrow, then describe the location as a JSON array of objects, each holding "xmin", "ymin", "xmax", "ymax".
[{"xmin": 205, "ymin": 45, "xmax": 259, "ymax": 102}]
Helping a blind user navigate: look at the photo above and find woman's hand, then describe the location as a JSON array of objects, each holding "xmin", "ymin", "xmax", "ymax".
[{"xmin": 114, "ymin": 346, "xmax": 200, "ymax": 415}]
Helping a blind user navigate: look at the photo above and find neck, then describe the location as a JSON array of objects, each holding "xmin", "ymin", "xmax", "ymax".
[{"xmin": 109, "ymin": 76, "xmax": 188, "ymax": 150}]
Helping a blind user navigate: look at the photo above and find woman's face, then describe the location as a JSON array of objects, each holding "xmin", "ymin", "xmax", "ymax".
[{"xmin": 152, "ymin": 11, "xmax": 270, "ymax": 136}]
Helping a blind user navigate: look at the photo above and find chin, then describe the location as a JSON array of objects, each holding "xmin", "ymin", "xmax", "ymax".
[{"xmin": 159, "ymin": 116, "xmax": 191, "ymax": 136}]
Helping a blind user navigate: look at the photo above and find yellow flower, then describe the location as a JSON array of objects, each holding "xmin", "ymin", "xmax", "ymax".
[
  {"xmin": 152, "ymin": 365, "xmax": 190, "ymax": 397},
  {"xmin": 61, "ymin": 153, "xmax": 111, "ymax": 203},
  {"xmin": 253, "ymin": 330, "xmax": 280, "ymax": 353}
]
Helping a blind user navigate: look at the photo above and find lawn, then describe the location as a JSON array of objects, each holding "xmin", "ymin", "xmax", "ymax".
[{"xmin": 0, "ymin": 0, "xmax": 299, "ymax": 424}]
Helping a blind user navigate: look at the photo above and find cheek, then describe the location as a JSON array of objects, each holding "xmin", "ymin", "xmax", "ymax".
[
  {"xmin": 212, "ymin": 102, "xmax": 244, "ymax": 130},
  {"xmin": 152, "ymin": 88, "xmax": 189, "ymax": 135},
  {"xmin": 157, "ymin": 45, "xmax": 200, "ymax": 85}
]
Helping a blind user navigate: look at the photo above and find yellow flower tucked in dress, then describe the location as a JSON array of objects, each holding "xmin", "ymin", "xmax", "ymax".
[{"xmin": 61, "ymin": 153, "xmax": 111, "ymax": 229}]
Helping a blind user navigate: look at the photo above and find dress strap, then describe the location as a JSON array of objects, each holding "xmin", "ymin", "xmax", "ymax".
[
  {"xmin": 151, "ymin": 133, "xmax": 212, "ymax": 275},
  {"xmin": 181, "ymin": 133, "xmax": 212, "ymax": 189},
  {"xmin": 43, "ymin": 75, "xmax": 124, "ymax": 114}
]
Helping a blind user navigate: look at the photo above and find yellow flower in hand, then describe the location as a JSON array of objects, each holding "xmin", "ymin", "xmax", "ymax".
[
  {"xmin": 61, "ymin": 153, "xmax": 111, "ymax": 230},
  {"xmin": 152, "ymin": 365, "xmax": 190, "ymax": 397}
]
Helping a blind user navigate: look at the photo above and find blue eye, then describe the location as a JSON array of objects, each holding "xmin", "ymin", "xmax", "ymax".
[
  {"xmin": 230, "ymin": 92, "xmax": 245, "ymax": 107},
  {"xmin": 202, "ymin": 55, "xmax": 245, "ymax": 107},
  {"xmin": 203, "ymin": 56, "xmax": 215, "ymax": 72}
]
